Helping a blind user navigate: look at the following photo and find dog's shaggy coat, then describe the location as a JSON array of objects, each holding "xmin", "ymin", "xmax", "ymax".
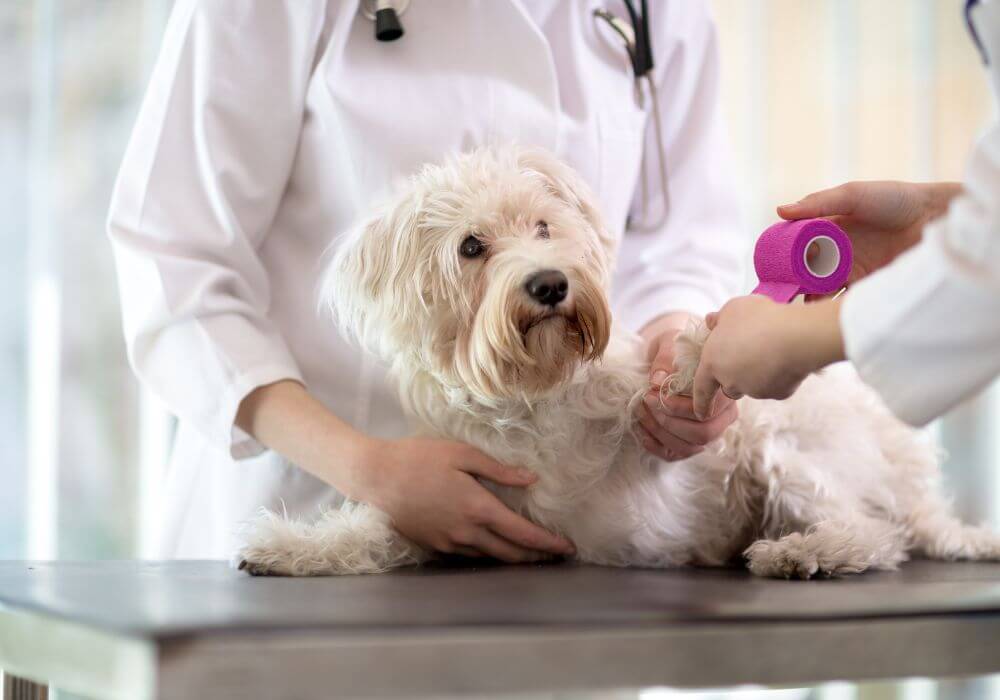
[{"xmin": 236, "ymin": 147, "xmax": 1000, "ymax": 578}]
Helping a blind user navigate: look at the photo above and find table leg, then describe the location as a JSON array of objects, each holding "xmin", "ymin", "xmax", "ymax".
[{"xmin": 2, "ymin": 672, "xmax": 48, "ymax": 700}]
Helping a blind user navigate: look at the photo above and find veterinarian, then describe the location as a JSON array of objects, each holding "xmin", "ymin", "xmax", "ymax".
[
  {"xmin": 108, "ymin": 1, "xmax": 744, "ymax": 561},
  {"xmin": 691, "ymin": 0, "xmax": 1000, "ymax": 428}
]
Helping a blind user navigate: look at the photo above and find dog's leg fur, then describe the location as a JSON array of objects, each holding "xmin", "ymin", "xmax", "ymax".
[
  {"xmin": 236, "ymin": 503, "xmax": 427, "ymax": 576},
  {"xmin": 905, "ymin": 493, "xmax": 1000, "ymax": 561},
  {"xmin": 668, "ymin": 321, "xmax": 984, "ymax": 578},
  {"xmin": 665, "ymin": 320, "xmax": 710, "ymax": 397},
  {"xmin": 745, "ymin": 518, "xmax": 909, "ymax": 579}
]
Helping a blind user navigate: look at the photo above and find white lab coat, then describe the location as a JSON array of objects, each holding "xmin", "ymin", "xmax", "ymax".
[
  {"xmin": 108, "ymin": 0, "xmax": 743, "ymax": 558},
  {"xmin": 841, "ymin": 0, "xmax": 1000, "ymax": 427}
]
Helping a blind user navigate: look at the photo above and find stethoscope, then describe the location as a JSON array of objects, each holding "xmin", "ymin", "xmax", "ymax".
[
  {"xmin": 966, "ymin": 0, "xmax": 990, "ymax": 65},
  {"xmin": 593, "ymin": 0, "xmax": 670, "ymax": 230},
  {"xmin": 362, "ymin": 0, "xmax": 669, "ymax": 228},
  {"xmin": 361, "ymin": 0, "xmax": 409, "ymax": 42}
]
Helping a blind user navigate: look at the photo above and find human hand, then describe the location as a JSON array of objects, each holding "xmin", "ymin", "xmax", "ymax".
[
  {"xmin": 691, "ymin": 295, "xmax": 846, "ymax": 416},
  {"xmin": 360, "ymin": 437, "xmax": 576, "ymax": 563},
  {"xmin": 778, "ymin": 181, "xmax": 961, "ymax": 287},
  {"xmin": 638, "ymin": 314, "xmax": 738, "ymax": 461}
]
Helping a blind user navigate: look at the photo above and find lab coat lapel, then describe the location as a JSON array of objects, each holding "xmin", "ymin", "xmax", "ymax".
[
  {"xmin": 317, "ymin": 1, "xmax": 560, "ymax": 199},
  {"xmin": 497, "ymin": 0, "xmax": 561, "ymax": 152}
]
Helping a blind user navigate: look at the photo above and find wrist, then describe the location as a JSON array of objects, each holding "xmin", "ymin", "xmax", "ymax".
[
  {"xmin": 789, "ymin": 299, "xmax": 846, "ymax": 374},
  {"xmin": 236, "ymin": 379, "xmax": 388, "ymax": 502},
  {"xmin": 345, "ymin": 435, "xmax": 392, "ymax": 504}
]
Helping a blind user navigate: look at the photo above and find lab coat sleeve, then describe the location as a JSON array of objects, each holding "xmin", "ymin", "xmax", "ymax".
[
  {"xmin": 611, "ymin": 0, "xmax": 745, "ymax": 333},
  {"xmin": 108, "ymin": 0, "xmax": 327, "ymax": 458},
  {"xmin": 840, "ymin": 119, "xmax": 1000, "ymax": 426}
]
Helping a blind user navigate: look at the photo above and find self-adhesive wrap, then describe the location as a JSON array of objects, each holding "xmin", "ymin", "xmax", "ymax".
[{"xmin": 752, "ymin": 219, "xmax": 853, "ymax": 303}]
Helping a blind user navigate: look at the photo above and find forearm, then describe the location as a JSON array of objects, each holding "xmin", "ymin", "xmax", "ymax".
[
  {"xmin": 235, "ymin": 380, "xmax": 380, "ymax": 499},
  {"xmin": 789, "ymin": 298, "xmax": 847, "ymax": 374}
]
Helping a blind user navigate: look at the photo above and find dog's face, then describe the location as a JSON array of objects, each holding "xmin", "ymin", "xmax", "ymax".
[{"xmin": 325, "ymin": 148, "xmax": 613, "ymax": 402}]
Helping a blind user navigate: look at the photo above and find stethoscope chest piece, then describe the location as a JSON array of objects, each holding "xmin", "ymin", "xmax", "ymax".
[{"xmin": 361, "ymin": 0, "xmax": 409, "ymax": 42}]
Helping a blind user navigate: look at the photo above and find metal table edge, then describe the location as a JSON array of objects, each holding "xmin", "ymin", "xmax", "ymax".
[{"xmin": 0, "ymin": 605, "xmax": 157, "ymax": 700}]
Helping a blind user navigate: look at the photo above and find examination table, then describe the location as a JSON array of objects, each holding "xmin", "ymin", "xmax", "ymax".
[{"xmin": 1, "ymin": 560, "xmax": 999, "ymax": 699}]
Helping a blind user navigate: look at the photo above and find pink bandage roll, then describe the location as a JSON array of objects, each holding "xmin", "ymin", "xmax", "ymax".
[{"xmin": 752, "ymin": 219, "xmax": 853, "ymax": 303}]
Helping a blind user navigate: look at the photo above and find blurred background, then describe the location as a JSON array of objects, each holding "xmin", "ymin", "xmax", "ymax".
[{"xmin": 0, "ymin": 1, "xmax": 997, "ymax": 699}]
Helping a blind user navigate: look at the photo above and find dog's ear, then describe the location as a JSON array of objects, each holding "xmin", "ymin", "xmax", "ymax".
[
  {"xmin": 516, "ymin": 148, "xmax": 616, "ymax": 268},
  {"xmin": 319, "ymin": 192, "xmax": 423, "ymax": 356}
]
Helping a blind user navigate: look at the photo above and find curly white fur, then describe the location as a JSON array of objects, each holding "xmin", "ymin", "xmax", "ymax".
[
  {"xmin": 236, "ymin": 146, "xmax": 1000, "ymax": 579},
  {"xmin": 236, "ymin": 505, "xmax": 426, "ymax": 576},
  {"xmin": 664, "ymin": 319, "xmax": 710, "ymax": 397}
]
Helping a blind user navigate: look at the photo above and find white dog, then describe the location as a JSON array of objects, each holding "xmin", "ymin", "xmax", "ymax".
[{"xmin": 236, "ymin": 147, "xmax": 1000, "ymax": 579}]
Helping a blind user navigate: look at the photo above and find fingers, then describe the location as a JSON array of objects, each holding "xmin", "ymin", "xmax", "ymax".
[
  {"xmin": 651, "ymin": 392, "xmax": 698, "ymax": 420},
  {"xmin": 692, "ymin": 362, "xmax": 723, "ymax": 420},
  {"xmin": 641, "ymin": 428, "xmax": 688, "ymax": 462},
  {"xmin": 483, "ymin": 496, "xmax": 576, "ymax": 556},
  {"xmin": 705, "ymin": 312, "xmax": 719, "ymax": 330},
  {"xmin": 777, "ymin": 183, "xmax": 858, "ymax": 220},
  {"xmin": 471, "ymin": 530, "xmax": 552, "ymax": 564},
  {"xmin": 639, "ymin": 429, "xmax": 703, "ymax": 463},
  {"xmin": 648, "ymin": 339, "xmax": 676, "ymax": 388},
  {"xmin": 637, "ymin": 407, "xmax": 705, "ymax": 460},
  {"xmin": 651, "ymin": 389, "xmax": 732, "ymax": 421},
  {"xmin": 721, "ymin": 386, "xmax": 744, "ymax": 401},
  {"xmin": 460, "ymin": 448, "xmax": 537, "ymax": 487},
  {"xmin": 643, "ymin": 401, "xmax": 737, "ymax": 447}
]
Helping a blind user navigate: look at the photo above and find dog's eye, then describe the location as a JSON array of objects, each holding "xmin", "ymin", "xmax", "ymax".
[
  {"xmin": 460, "ymin": 235, "xmax": 487, "ymax": 259},
  {"xmin": 537, "ymin": 221, "xmax": 550, "ymax": 239}
]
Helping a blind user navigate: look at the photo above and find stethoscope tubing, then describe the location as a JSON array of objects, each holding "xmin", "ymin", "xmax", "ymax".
[{"xmin": 593, "ymin": 1, "xmax": 670, "ymax": 230}]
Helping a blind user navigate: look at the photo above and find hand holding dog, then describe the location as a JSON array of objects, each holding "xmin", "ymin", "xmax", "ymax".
[
  {"xmin": 692, "ymin": 296, "xmax": 846, "ymax": 416},
  {"xmin": 638, "ymin": 313, "xmax": 738, "ymax": 461},
  {"xmin": 362, "ymin": 437, "xmax": 577, "ymax": 562},
  {"xmin": 236, "ymin": 380, "xmax": 574, "ymax": 564}
]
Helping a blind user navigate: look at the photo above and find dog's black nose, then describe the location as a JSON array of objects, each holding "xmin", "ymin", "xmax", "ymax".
[{"xmin": 525, "ymin": 270, "xmax": 569, "ymax": 306}]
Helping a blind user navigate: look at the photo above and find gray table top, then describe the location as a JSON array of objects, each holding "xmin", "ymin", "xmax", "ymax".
[
  {"xmin": 5, "ymin": 560, "xmax": 1000, "ymax": 698},
  {"xmin": 3, "ymin": 559, "xmax": 1000, "ymax": 639}
]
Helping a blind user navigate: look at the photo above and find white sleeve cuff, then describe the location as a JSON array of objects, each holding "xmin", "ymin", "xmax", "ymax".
[
  {"xmin": 221, "ymin": 363, "xmax": 304, "ymax": 460},
  {"xmin": 841, "ymin": 230, "xmax": 1000, "ymax": 426}
]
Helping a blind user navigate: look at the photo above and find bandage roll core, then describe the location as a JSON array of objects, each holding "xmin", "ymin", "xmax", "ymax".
[{"xmin": 751, "ymin": 218, "xmax": 853, "ymax": 303}]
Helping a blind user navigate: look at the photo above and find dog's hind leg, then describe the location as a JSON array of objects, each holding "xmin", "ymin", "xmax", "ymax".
[
  {"xmin": 235, "ymin": 502, "xmax": 428, "ymax": 576},
  {"xmin": 745, "ymin": 517, "xmax": 909, "ymax": 579},
  {"xmin": 905, "ymin": 494, "xmax": 1000, "ymax": 561}
]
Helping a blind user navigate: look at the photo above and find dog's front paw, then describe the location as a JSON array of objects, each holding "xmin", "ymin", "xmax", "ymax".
[
  {"xmin": 236, "ymin": 557, "xmax": 284, "ymax": 577},
  {"xmin": 665, "ymin": 320, "xmax": 709, "ymax": 397},
  {"xmin": 745, "ymin": 537, "xmax": 820, "ymax": 580},
  {"xmin": 233, "ymin": 504, "xmax": 426, "ymax": 576},
  {"xmin": 233, "ymin": 538, "xmax": 306, "ymax": 577},
  {"xmin": 233, "ymin": 509, "xmax": 331, "ymax": 577}
]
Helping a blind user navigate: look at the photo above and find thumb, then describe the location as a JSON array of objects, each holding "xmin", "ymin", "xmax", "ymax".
[
  {"xmin": 692, "ymin": 362, "xmax": 722, "ymax": 421},
  {"xmin": 648, "ymin": 338, "xmax": 677, "ymax": 388},
  {"xmin": 460, "ymin": 448, "xmax": 537, "ymax": 487},
  {"xmin": 777, "ymin": 183, "xmax": 856, "ymax": 221}
]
